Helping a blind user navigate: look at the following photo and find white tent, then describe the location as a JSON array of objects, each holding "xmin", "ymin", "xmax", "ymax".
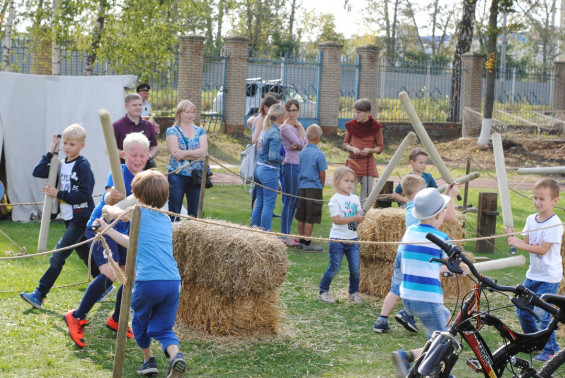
[{"xmin": 0, "ymin": 72, "xmax": 137, "ymax": 221}]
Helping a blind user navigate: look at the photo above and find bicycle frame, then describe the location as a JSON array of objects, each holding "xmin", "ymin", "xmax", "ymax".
[{"xmin": 447, "ymin": 281, "xmax": 562, "ymax": 377}]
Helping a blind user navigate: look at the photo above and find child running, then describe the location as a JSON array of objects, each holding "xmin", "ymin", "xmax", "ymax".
[
  {"xmin": 96, "ymin": 170, "xmax": 186, "ymax": 377},
  {"xmin": 373, "ymin": 174, "xmax": 425, "ymax": 333},
  {"xmin": 21, "ymin": 125, "xmax": 98, "ymax": 308},
  {"xmin": 506, "ymin": 178, "xmax": 563, "ymax": 362},
  {"xmin": 64, "ymin": 132, "xmax": 149, "ymax": 348},
  {"xmin": 317, "ymin": 166, "xmax": 364, "ymax": 304}
]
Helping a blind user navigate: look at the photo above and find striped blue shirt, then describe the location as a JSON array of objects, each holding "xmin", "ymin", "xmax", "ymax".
[{"xmin": 399, "ymin": 223, "xmax": 449, "ymax": 304}]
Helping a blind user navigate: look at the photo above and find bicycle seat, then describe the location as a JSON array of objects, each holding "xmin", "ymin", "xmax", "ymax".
[{"xmin": 541, "ymin": 293, "xmax": 565, "ymax": 308}]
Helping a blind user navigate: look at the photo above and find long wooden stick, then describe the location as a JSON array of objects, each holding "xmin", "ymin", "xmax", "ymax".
[
  {"xmin": 99, "ymin": 109, "xmax": 126, "ymax": 196},
  {"xmin": 517, "ymin": 166, "xmax": 565, "ymax": 175},
  {"xmin": 437, "ymin": 172, "xmax": 481, "ymax": 193},
  {"xmin": 492, "ymin": 133, "xmax": 516, "ymax": 255},
  {"xmin": 474, "ymin": 255, "xmax": 526, "ymax": 273},
  {"xmin": 362, "ymin": 132, "xmax": 417, "ymax": 213},
  {"xmin": 113, "ymin": 205, "xmax": 141, "ymax": 378},
  {"xmin": 37, "ymin": 136, "xmax": 60, "ymax": 252},
  {"xmin": 399, "ymin": 91, "xmax": 461, "ymax": 200}
]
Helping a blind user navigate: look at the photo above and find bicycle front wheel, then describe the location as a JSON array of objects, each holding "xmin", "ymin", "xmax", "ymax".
[{"xmin": 537, "ymin": 348, "xmax": 565, "ymax": 377}]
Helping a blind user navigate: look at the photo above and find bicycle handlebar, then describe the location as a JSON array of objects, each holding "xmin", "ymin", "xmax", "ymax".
[{"xmin": 425, "ymin": 232, "xmax": 558, "ymax": 318}]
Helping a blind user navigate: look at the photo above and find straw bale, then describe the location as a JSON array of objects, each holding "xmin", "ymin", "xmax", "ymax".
[
  {"xmin": 360, "ymin": 249, "xmax": 476, "ymax": 301},
  {"xmin": 558, "ymin": 232, "xmax": 565, "ymax": 295},
  {"xmin": 172, "ymin": 220, "xmax": 288, "ymax": 298},
  {"xmin": 177, "ymin": 282, "xmax": 279, "ymax": 336}
]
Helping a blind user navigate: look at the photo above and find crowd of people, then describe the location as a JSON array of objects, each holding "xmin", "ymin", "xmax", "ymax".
[{"xmin": 17, "ymin": 87, "xmax": 564, "ymax": 377}]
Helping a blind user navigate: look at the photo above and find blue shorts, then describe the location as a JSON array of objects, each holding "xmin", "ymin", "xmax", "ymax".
[
  {"xmin": 402, "ymin": 299, "xmax": 450, "ymax": 339},
  {"xmin": 390, "ymin": 250, "xmax": 402, "ymax": 296},
  {"xmin": 85, "ymin": 229, "xmax": 127, "ymax": 267}
]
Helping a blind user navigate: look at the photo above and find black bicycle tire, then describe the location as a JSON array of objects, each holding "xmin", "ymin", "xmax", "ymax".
[{"xmin": 536, "ymin": 348, "xmax": 565, "ymax": 377}]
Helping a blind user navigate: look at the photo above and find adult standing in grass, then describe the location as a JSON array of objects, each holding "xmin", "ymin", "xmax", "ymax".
[
  {"xmin": 280, "ymin": 99, "xmax": 307, "ymax": 246},
  {"xmin": 166, "ymin": 100, "xmax": 208, "ymax": 220},
  {"xmin": 250, "ymin": 103, "xmax": 286, "ymax": 231},
  {"xmin": 343, "ymin": 98, "xmax": 384, "ymax": 207}
]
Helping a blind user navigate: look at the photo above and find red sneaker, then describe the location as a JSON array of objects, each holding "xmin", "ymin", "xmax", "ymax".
[
  {"xmin": 64, "ymin": 310, "xmax": 87, "ymax": 348},
  {"xmin": 105, "ymin": 315, "xmax": 134, "ymax": 339}
]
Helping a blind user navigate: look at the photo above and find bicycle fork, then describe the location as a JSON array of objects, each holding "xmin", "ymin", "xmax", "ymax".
[{"xmin": 418, "ymin": 331, "xmax": 463, "ymax": 376}]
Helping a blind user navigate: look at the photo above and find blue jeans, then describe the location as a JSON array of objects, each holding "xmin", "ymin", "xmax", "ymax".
[
  {"xmin": 168, "ymin": 173, "xmax": 200, "ymax": 219},
  {"xmin": 402, "ymin": 299, "xmax": 450, "ymax": 339},
  {"xmin": 516, "ymin": 278, "xmax": 559, "ymax": 355},
  {"xmin": 36, "ymin": 219, "xmax": 98, "ymax": 298},
  {"xmin": 251, "ymin": 165, "xmax": 279, "ymax": 231},
  {"xmin": 390, "ymin": 250, "xmax": 402, "ymax": 296},
  {"xmin": 281, "ymin": 163, "xmax": 299, "ymax": 235},
  {"xmin": 319, "ymin": 239, "xmax": 360, "ymax": 294}
]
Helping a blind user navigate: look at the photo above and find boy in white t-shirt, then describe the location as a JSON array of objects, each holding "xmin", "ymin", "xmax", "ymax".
[
  {"xmin": 506, "ymin": 178, "xmax": 563, "ymax": 362},
  {"xmin": 317, "ymin": 166, "xmax": 364, "ymax": 304}
]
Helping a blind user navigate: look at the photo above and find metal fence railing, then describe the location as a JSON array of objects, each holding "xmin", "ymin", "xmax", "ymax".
[
  {"xmin": 202, "ymin": 48, "xmax": 227, "ymax": 132},
  {"xmin": 338, "ymin": 54, "xmax": 359, "ymax": 129}
]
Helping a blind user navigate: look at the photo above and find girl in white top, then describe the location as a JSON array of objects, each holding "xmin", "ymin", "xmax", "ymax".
[{"xmin": 317, "ymin": 166, "xmax": 365, "ymax": 304}]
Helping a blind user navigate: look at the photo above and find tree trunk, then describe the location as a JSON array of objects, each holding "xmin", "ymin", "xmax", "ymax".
[
  {"xmin": 478, "ymin": 0, "xmax": 499, "ymax": 145},
  {"xmin": 288, "ymin": 0, "xmax": 296, "ymax": 36},
  {"xmin": 2, "ymin": 0, "xmax": 15, "ymax": 71},
  {"xmin": 83, "ymin": 0, "xmax": 108, "ymax": 76},
  {"xmin": 51, "ymin": 0, "xmax": 61, "ymax": 75},
  {"xmin": 448, "ymin": 0, "xmax": 477, "ymax": 122},
  {"xmin": 431, "ymin": 0, "xmax": 439, "ymax": 55},
  {"xmin": 405, "ymin": 0, "xmax": 425, "ymax": 51}
]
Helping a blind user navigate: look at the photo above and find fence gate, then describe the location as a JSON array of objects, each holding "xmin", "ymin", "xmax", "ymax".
[
  {"xmin": 246, "ymin": 52, "xmax": 320, "ymax": 128},
  {"xmin": 202, "ymin": 48, "xmax": 227, "ymax": 132},
  {"xmin": 338, "ymin": 54, "xmax": 359, "ymax": 129}
]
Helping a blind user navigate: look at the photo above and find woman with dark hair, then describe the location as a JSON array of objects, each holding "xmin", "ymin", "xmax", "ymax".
[{"xmin": 279, "ymin": 99, "xmax": 307, "ymax": 246}]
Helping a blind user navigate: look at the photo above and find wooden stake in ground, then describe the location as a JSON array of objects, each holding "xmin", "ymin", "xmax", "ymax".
[
  {"xmin": 399, "ymin": 91, "xmax": 461, "ymax": 200},
  {"xmin": 492, "ymin": 133, "xmax": 516, "ymax": 255},
  {"xmin": 362, "ymin": 132, "xmax": 417, "ymax": 213},
  {"xmin": 37, "ymin": 135, "xmax": 61, "ymax": 252},
  {"xmin": 113, "ymin": 205, "xmax": 141, "ymax": 378}
]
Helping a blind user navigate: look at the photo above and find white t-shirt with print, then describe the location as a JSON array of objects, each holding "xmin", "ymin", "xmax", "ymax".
[
  {"xmin": 523, "ymin": 213, "xmax": 564, "ymax": 283},
  {"xmin": 328, "ymin": 192, "xmax": 362, "ymax": 240},
  {"xmin": 58, "ymin": 159, "xmax": 76, "ymax": 220}
]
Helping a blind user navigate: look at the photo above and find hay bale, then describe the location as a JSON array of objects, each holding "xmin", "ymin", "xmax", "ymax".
[
  {"xmin": 177, "ymin": 282, "xmax": 279, "ymax": 336},
  {"xmin": 173, "ymin": 220, "xmax": 288, "ymax": 298},
  {"xmin": 441, "ymin": 252, "xmax": 476, "ymax": 300},
  {"xmin": 358, "ymin": 208, "xmax": 405, "ymax": 262},
  {"xmin": 557, "ymin": 232, "xmax": 565, "ymax": 295}
]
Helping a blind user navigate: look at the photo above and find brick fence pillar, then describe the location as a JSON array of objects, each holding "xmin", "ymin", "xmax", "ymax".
[
  {"xmin": 223, "ymin": 35, "xmax": 249, "ymax": 134},
  {"xmin": 318, "ymin": 41, "xmax": 343, "ymax": 134},
  {"xmin": 356, "ymin": 45, "xmax": 380, "ymax": 107},
  {"xmin": 178, "ymin": 34, "xmax": 206, "ymax": 124},
  {"xmin": 553, "ymin": 59, "xmax": 565, "ymax": 112},
  {"xmin": 461, "ymin": 52, "xmax": 485, "ymax": 112},
  {"xmin": 30, "ymin": 29, "xmax": 52, "ymax": 75}
]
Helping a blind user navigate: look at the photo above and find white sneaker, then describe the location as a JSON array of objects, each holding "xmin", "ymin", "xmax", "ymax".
[
  {"xmin": 317, "ymin": 291, "xmax": 336, "ymax": 303},
  {"xmin": 349, "ymin": 292, "xmax": 363, "ymax": 303}
]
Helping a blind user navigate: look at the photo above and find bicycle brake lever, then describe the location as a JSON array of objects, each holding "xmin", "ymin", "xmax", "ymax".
[
  {"xmin": 430, "ymin": 258, "xmax": 464, "ymax": 275},
  {"xmin": 511, "ymin": 297, "xmax": 541, "ymax": 322}
]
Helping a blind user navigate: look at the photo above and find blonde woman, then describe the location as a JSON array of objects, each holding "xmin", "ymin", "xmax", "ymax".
[
  {"xmin": 250, "ymin": 103, "xmax": 286, "ymax": 231},
  {"xmin": 166, "ymin": 100, "xmax": 208, "ymax": 219}
]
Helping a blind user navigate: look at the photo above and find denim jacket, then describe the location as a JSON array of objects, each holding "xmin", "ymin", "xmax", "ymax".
[{"xmin": 257, "ymin": 124, "xmax": 283, "ymax": 168}]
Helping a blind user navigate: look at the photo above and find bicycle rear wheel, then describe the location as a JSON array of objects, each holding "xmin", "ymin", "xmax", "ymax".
[{"xmin": 537, "ymin": 348, "xmax": 565, "ymax": 377}]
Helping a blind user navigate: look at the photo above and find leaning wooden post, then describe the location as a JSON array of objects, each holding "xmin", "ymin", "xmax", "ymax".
[
  {"xmin": 197, "ymin": 155, "xmax": 209, "ymax": 218},
  {"xmin": 362, "ymin": 132, "xmax": 417, "ymax": 213},
  {"xmin": 113, "ymin": 205, "xmax": 141, "ymax": 378},
  {"xmin": 462, "ymin": 156, "xmax": 471, "ymax": 229},
  {"xmin": 517, "ymin": 166, "xmax": 565, "ymax": 175},
  {"xmin": 100, "ymin": 109, "xmax": 126, "ymax": 196},
  {"xmin": 492, "ymin": 133, "xmax": 516, "ymax": 254},
  {"xmin": 37, "ymin": 135, "xmax": 61, "ymax": 252}
]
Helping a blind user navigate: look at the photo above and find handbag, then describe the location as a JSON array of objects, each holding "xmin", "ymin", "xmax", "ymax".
[
  {"xmin": 239, "ymin": 143, "xmax": 257, "ymax": 190},
  {"xmin": 191, "ymin": 168, "xmax": 213, "ymax": 188}
]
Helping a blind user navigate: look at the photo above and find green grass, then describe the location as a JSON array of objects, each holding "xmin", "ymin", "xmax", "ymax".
[{"xmin": 0, "ymin": 183, "xmax": 563, "ymax": 376}]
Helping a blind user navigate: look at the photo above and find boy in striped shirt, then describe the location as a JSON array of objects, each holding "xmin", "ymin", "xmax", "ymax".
[{"xmin": 391, "ymin": 185, "xmax": 460, "ymax": 377}]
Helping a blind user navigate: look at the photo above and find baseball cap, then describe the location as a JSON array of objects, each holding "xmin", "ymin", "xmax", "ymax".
[{"xmin": 412, "ymin": 188, "xmax": 451, "ymax": 220}]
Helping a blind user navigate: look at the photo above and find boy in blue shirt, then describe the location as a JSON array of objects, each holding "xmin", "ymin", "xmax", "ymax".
[
  {"xmin": 21, "ymin": 124, "xmax": 98, "ymax": 309},
  {"xmin": 391, "ymin": 185, "xmax": 460, "ymax": 376},
  {"xmin": 64, "ymin": 132, "xmax": 149, "ymax": 349},
  {"xmin": 295, "ymin": 124, "xmax": 327, "ymax": 252},
  {"xmin": 392, "ymin": 148, "xmax": 438, "ymax": 205},
  {"xmin": 96, "ymin": 170, "xmax": 186, "ymax": 377}
]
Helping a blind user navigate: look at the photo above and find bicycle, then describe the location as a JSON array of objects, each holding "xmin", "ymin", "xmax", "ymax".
[{"xmin": 406, "ymin": 232, "xmax": 565, "ymax": 377}]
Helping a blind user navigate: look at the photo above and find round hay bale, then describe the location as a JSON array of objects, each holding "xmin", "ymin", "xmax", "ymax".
[
  {"xmin": 359, "ymin": 258, "xmax": 393, "ymax": 298},
  {"xmin": 177, "ymin": 282, "xmax": 279, "ymax": 336},
  {"xmin": 557, "ymin": 232, "xmax": 565, "ymax": 295},
  {"xmin": 439, "ymin": 211, "xmax": 466, "ymax": 249},
  {"xmin": 358, "ymin": 208, "xmax": 405, "ymax": 262},
  {"xmin": 173, "ymin": 220, "xmax": 288, "ymax": 298},
  {"xmin": 441, "ymin": 252, "xmax": 476, "ymax": 300}
]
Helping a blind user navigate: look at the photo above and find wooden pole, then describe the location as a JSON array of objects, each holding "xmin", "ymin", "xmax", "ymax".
[
  {"xmin": 476, "ymin": 192, "xmax": 498, "ymax": 254},
  {"xmin": 37, "ymin": 136, "xmax": 60, "ymax": 252},
  {"xmin": 437, "ymin": 172, "xmax": 481, "ymax": 193},
  {"xmin": 112, "ymin": 205, "xmax": 141, "ymax": 378},
  {"xmin": 362, "ymin": 132, "xmax": 417, "ymax": 213},
  {"xmin": 99, "ymin": 109, "xmax": 126, "ymax": 196},
  {"xmin": 474, "ymin": 255, "xmax": 526, "ymax": 273},
  {"xmin": 517, "ymin": 166, "xmax": 565, "ymax": 175},
  {"xmin": 462, "ymin": 157, "xmax": 471, "ymax": 229},
  {"xmin": 492, "ymin": 133, "xmax": 516, "ymax": 254},
  {"xmin": 197, "ymin": 156, "xmax": 209, "ymax": 218}
]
